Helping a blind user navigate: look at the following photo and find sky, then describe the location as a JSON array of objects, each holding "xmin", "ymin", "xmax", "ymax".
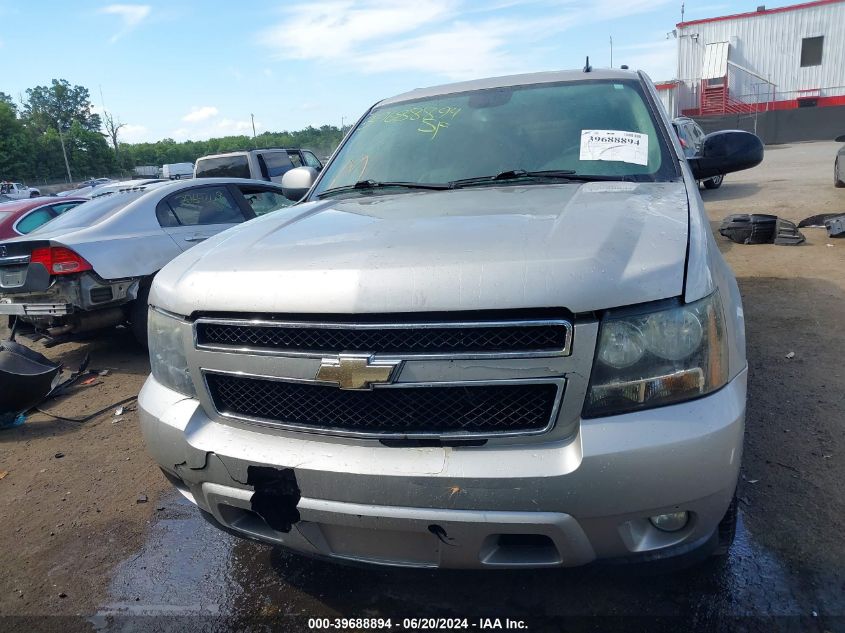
[{"xmin": 0, "ymin": 1, "xmax": 793, "ymax": 144}]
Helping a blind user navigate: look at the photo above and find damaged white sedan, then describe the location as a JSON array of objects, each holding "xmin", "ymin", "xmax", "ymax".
[
  {"xmin": 141, "ymin": 68, "xmax": 762, "ymax": 568},
  {"xmin": 0, "ymin": 178, "xmax": 292, "ymax": 344}
]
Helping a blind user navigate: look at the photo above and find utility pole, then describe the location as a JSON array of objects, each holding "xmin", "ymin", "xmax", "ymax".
[
  {"xmin": 57, "ymin": 125, "xmax": 73, "ymax": 183},
  {"xmin": 251, "ymin": 113, "xmax": 257, "ymax": 148},
  {"xmin": 610, "ymin": 36, "xmax": 613, "ymax": 68}
]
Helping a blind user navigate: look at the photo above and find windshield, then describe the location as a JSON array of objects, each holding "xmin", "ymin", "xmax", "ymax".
[
  {"xmin": 313, "ymin": 79, "xmax": 675, "ymax": 197},
  {"xmin": 30, "ymin": 191, "xmax": 146, "ymax": 233}
]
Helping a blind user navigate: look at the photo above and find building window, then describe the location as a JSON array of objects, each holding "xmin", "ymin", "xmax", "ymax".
[{"xmin": 800, "ymin": 36, "xmax": 824, "ymax": 67}]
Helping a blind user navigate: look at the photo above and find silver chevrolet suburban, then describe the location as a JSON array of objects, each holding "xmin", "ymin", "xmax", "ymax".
[{"xmin": 140, "ymin": 69, "xmax": 762, "ymax": 568}]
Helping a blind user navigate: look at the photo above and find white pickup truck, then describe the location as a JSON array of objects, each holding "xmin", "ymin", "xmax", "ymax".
[{"xmin": 0, "ymin": 182, "xmax": 41, "ymax": 200}]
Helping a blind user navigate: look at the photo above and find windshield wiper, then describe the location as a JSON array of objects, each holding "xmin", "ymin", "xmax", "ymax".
[
  {"xmin": 317, "ymin": 179, "xmax": 450, "ymax": 199},
  {"xmin": 448, "ymin": 169, "xmax": 634, "ymax": 188}
]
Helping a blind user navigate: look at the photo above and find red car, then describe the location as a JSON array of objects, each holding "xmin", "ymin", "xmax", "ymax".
[{"xmin": 0, "ymin": 197, "xmax": 86, "ymax": 241}]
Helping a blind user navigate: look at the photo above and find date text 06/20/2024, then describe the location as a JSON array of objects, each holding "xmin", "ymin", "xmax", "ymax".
[{"xmin": 307, "ymin": 618, "xmax": 529, "ymax": 630}]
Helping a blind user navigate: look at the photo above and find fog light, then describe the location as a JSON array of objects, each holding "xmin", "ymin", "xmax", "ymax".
[{"xmin": 649, "ymin": 511, "xmax": 689, "ymax": 532}]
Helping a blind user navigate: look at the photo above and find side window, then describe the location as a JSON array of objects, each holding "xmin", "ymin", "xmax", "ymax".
[
  {"xmin": 302, "ymin": 151, "xmax": 323, "ymax": 170},
  {"xmin": 162, "ymin": 186, "xmax": 245, "ymax": 226},
  {"xmin": 156, "ymin": 200, "xmax": 180, "ymax": 227},
  {"xmin": 17, "ymin": 208, "xmax": 55, "ymax": 234},
  {"xmin": 263, "ymin": 152, "xmax": 295, "ymax": 178},
  {"xmin": 236, "ymin": 186, "xmax": 292, "ymax": 216},
  {"xmin": 194, "ymin": 155, "xmax": 250, "ymax": 179},
  {"xmin": 288, "ymin": 152, "xmax": 303, "ymax": 168},
  {"xmin": 690, "ymin": 124, "xmax": 705, "ymax": 148},
  {"xmin": 51, "ymin": 202, "xmax": 83, "ymax": 215}
]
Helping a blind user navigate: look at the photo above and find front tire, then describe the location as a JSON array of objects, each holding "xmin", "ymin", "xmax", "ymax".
[
  {"xmin": 703, "ymin": 174, "xmax": 724, "ymax": 190},
  {"xmin": 835, "ymin": 158, "xmax": 845, "ymax": 188},
  {"xmin": 711, "ymin": 493, "xmax": 738, "ymax": 556},
  {"xmin": 29, "ymin": 191, "xmax": 39, "ymax": 198}
]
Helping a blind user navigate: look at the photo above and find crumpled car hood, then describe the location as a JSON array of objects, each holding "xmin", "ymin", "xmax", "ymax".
[{"xmin": 152, "ymin": 182, "xmax": 689, "ymax": 316}]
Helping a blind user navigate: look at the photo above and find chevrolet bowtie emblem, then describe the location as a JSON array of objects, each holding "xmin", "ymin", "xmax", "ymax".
[{"xmin": 315, "ymin": 353, "xmax": 401, "ymax": 390}]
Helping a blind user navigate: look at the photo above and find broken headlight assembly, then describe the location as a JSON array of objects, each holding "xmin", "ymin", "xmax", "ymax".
[
  {"xmin": 148, "ymin": 307, "xmax": 196, "ymax": 397},
  {"xmin": 583, "ymin": 292, "xmax": 728, "ymax": 417}
]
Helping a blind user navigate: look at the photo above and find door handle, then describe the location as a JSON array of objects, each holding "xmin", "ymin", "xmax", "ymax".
[{"xmin": 184, "ymin": 235, "xmax": 208, "ymax": 242}]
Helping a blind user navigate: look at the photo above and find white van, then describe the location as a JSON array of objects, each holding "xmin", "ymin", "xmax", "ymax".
[
  {"xmin": 193, "ymin": 149, "xmax": 323, "ymax": 184},
  {"xmin": 161, "ymin": 163, "xmax": 195, "ymax": 180}
]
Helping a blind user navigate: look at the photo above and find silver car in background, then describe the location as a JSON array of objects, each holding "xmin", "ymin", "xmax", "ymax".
[
  {"xmin": 141, "ymin": 69, "xmax": 762, "ymax": 568},
  {"xmin": 0, "ymin": 178, "xmax": 292, "ymax": 344}
]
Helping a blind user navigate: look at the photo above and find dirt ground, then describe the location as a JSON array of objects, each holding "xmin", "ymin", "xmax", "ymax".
[{"xmin": 0, "ymin": 140, "xmax": 844, "ymax": 628}]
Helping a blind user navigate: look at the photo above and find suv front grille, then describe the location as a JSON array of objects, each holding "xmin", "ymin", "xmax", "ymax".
[
  {"xmin": 205, "ymin": 373, "xmax": 560, "ymax": 437},
  {"xmin": 196, "ymin": 319, "xmax": 571, "ymax": 357}
]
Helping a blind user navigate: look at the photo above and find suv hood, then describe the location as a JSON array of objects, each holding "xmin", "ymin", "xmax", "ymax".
[{"xmin": 152, "ymin": 182, "xmax": 689, "ymax": 315}]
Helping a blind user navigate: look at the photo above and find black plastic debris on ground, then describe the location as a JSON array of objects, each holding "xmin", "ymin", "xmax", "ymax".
[
  {"xmin": 774, "ymin": 218, "xmax": 805, "ymax": 245},
  {"xmin": 0, "ymin": 341, "xmax": 61, "ymax": 426},
  {"xmin": 798, "ymin": 212, "xmax": 845, "ymax": 228},
  {"xmin": 719, "ymin": 213, "xmax": 804, "ymax": 245},
  {"xmin": 824, "ymin": 215, "xmax": 845, "ymax": 237}
]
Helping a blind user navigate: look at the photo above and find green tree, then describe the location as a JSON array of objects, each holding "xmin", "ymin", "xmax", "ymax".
[
  {"xmin": 23, "ymin": 79, "xmax": 101, "ymax": 134},
  {"xmin": 0, "ymin": 100, "xmax": 30, "ymax": 180},
  {"xmin": 22, "ymin": 80, "xmax": 106, "ymax": 182}
]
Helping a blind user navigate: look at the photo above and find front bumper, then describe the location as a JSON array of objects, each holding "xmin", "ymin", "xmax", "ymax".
[{"xmin": 140, "ymin": 370, "xmax": 746, "ymax": 569}]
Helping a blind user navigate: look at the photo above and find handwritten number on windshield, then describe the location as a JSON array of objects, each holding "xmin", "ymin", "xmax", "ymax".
[{"xmin": 367, "ymin": 106, "xmax": 462, "ymax": 140}]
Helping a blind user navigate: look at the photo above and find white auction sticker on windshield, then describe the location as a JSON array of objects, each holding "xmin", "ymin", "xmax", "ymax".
[{"xmin": 579, "ymin": 130, "xmax": 649, "ymax": 166}]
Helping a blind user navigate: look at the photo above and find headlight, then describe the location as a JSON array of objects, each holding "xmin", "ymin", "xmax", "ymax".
[
  {"xmin": 148, "ymin": 307, "xmax": 195, "ymax": 397},
  {"xmin": 583, "ymin": 292, "xmax": 728, "ymax": 417}
]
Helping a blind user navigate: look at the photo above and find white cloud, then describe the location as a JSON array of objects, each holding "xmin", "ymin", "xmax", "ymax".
[
  {"xmin": 99, "ymin": 4, "xmax": 151, "ymax": 43},
  {"xmin": 214, "ymin": 118, "xmax": 256, "ymax": 135},
  {"xmin": 616, "ymin": 38, "xmax": 678, "ymax": 81},
  {"xmin": 256, "ymin": 0, "xmax": 672, "ymax": 79},
  {"xmin": 259, "ymin": 0, "xmax": 454, "ymax": 60},
  {"xmin": 353, "ymin": 21, "xmax": 529, "ymax": 80},
  {"xmin": 120, "ymin": 124, "xmax": 148, "ymax": 143},
  {"xmin": 182, "ymin": 106, "xmax": 219, "ymax": 122},
  {"xmin": 172, "ymin": 117, "xmax": 259, "ymax": 142}
]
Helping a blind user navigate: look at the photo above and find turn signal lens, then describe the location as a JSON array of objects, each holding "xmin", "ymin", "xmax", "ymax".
[{"xmin": 30, "ymin": 246, "xmax": 93, "ymax": 275}]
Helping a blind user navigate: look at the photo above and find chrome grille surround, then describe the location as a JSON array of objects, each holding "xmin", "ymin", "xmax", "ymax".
[
  {"xmin": 194, "ymin": 317, "xmax": 573, "ymax": 360},
  {"xmin": 203, "ymin": 370, "xmax": 564, "ymax": 439},
  {"xmin": 188, "ymin": 313, "xmax": 589, "ymax": 441}
]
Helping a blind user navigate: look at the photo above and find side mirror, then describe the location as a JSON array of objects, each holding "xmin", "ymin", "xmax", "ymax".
[
  {"xmin": 281, "ymin": 166, "xmax": 318, "ymax": 201},
  {"xmin": 835, "ymin": 134, "xmax": 845, "ymax": 143},
  {"xmin": 688, "ymin": 130, "xmax": 764, "ymax": 180}
]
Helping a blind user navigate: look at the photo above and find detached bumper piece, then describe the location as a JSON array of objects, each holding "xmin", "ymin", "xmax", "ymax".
[
  {"xmin": 0, "ymin": 340, "xmax": 60, "ymax": 425},
  {"xmin": 824, "ymin": 215, "xmax": 845, "ymax": 238},
  {"xmin": 719, "ymin": 213, "xmax": 804, "ymax": 246}
]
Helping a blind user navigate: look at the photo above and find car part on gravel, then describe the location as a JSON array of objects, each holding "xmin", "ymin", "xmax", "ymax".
[
  {"xmin": 719, "ymin": 214, "xmax": 777, "ymax": 244},
  {"xmin": 797, "ymin": 212, "xmax": 845, "ymax": 228},
  {"xmin": 0, "ymin": 340, "xmax": 61, "ymax": 425},
  {"xmin": 719, "ymin": 214, "xmax": 804, "ymax": 245},
  {"xmin": 773, "ymin": 218, "xmax": 805, "ymax": 245},
  {"xmin": 824, "ymin": 215, "xmax": 845, "ymax": 237}
]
